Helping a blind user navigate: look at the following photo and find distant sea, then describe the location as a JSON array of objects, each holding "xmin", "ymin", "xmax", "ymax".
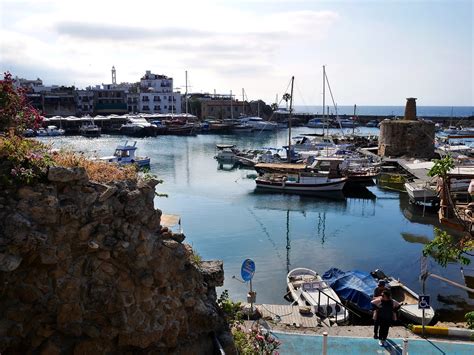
[{"xmin": 295, "ymin": 105, "xmax": 474, "ymax": 117}]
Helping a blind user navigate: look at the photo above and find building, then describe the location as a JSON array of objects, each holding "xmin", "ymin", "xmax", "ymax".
[
  {"xmin": 42, "ymin": 87, "xmax": 76, "ymax": 117},
  {"xmin": 198, "ymin": 94, "xmax": 248, "ymax": 120},
  {"xmin": 92, "ymin": 84, "xmax": 128, "ymax": 115},
  {"xmin": 138, "ymin": 70, "xmax": 181, "ymax": 114},
  {"xmin": 75, "ymin": 90, "xmax": 94, "ymax": 116}
]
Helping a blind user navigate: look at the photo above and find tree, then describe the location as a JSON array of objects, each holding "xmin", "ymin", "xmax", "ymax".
[
  {"xmin": 0, "ymin": 72, "xmax": 42, "ymax": 134},
  {"xmin": 423, "ymin": 156, "xmax": 473, "ymax": 266}
]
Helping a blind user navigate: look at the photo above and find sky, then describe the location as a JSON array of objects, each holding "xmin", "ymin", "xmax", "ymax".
[{"xmin": 0, "ymin": 0, "xmax": 472, "ymax": 106}]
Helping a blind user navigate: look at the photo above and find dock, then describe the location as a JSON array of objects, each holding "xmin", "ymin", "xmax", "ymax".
[{"xmin": 244, "ymin": 303, "xmax": 331, "ymax": 328}]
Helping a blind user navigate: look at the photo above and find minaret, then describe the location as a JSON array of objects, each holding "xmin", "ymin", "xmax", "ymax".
[{"xmin": 111, "ymin": 66, "xmax": 117, "ymax": 85}]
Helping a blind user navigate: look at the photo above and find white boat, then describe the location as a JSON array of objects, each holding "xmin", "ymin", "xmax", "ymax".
[
  {"xmin": 37, "ymin": 125, "xmax": 65, "ymax": 136},
  {"xmin": 404, "ymin": 181, "xmax": 438, "ymax": 204},
  {"xmin": 241, "ymin": 116, "xmax": 278, "ymax": 131},
  {"xmin": 79, "ymin": 123, "xmax": 101, "ymax": 137},
  {"xmin": 100, "ymin": 141, "xmax": 150, "ymax": 168},
  {"xmin": 256, "ymin": 171, "xmax": 347, "ymax": 192},
  {"xmin": 307, "ymin": 118, "xmax": 327, "ymax": 128},
  {"xmin": 287, "ymin": 268, "xmax": 349, "ymax": 324},
  {"xmin": 215, "ymin": 144, "xmax": 237, "ymax": 162},
  {"xmin": 371, "ymin": 269, "xmax": 435, "ymax": 325}
]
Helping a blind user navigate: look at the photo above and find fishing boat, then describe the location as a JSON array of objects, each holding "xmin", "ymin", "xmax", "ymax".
[
  {"xmin": 371, "ymin": 269, "xmax": 436, "ymax": 325},
  {"xmin": 79, "ymin": 123, "xmax": 101, "ymax": 137},
  {"xmin": 99, "ymin": 141, "xmax": 150, "ymax": 168},
  {"xmin": 322, "ymin": 268, "xmax": 436, "ymax": 325},
  {"xmin": 287, "ymin": 268, "xmax": 349, "ymax": 324},
  {"xmin": 255, "ymin": 171, "xmax": 347, "ymax": 192}
]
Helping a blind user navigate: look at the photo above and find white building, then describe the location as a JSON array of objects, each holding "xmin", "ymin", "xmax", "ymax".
[{"xmin": 138, "ymin": 70, "xmax": 181, "ymax": 114}]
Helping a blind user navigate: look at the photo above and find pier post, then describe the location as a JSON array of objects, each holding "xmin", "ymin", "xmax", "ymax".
[
  {"xmin": 322, "ymin": 331, "xmax": 328, "ymax": 355},
  {"xmin": 402, "ymin": 338, "xmax": 408, "ymax": 355}
]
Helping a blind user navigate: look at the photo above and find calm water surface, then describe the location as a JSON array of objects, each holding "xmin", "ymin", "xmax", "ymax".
[{"xmin": 41, "ymin": 127, "xmax": 474, "ymax": 320}]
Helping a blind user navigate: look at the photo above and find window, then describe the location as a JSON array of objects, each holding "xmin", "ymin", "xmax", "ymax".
[
  {"xmin": 143, "ymin": 105, "xmax": 149, "ymax": 110},
  {"xmin": 154, "ymin": 96, "xmax": 160, "ymax": 102},
  {"xmin": 154, "ymin": 106, "xmax": 160, "ymax": 110},
  {"xmin": 164, "ymin": 105, "xmax": 167, "ymax": 109},
  {"xmin": 142, "ymin": 96, "xmax": 149, "ymax": 102}
]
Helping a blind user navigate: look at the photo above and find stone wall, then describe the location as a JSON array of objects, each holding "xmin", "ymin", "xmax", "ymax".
[
  {"xmin": 0, "ymin": 167, "xmax": 234, "ymax": 354},
  {"xmin": 378, "ymin": 120, "xmax": 435, "ymax": 159}
]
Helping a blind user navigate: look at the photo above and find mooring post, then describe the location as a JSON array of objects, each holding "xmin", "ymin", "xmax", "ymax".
[
  {"xmin": 322, "ymin": 332, "xmax": 328, "ymax": 355},
  {"xmin": 402, "ymin": 338, "xmax": 408, "ymax": 355}
]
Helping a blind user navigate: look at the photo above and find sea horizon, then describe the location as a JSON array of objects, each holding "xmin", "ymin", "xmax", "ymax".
[{"xmin": 294, "ymin": 105, "xmax": 474, "ymax": 117}]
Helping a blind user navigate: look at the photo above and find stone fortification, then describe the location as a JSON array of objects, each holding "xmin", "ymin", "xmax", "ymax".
[
  {"xmin": 378, "ymin": 98, "xmax": 435, "ymax": 159},
  {"xmin": 378, "ymin": 120, "xmax": 435, "ymax": 158},
  {"xmin": 0, "ymin": 167, "xmax": 234, "ymax": 354}
]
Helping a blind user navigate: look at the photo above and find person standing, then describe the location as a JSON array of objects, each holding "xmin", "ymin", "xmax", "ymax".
[
  {"xmin": 371, "ymin": 290, "xmax": 400, "ymax": 346},
  {"xmin": 372, "ymin": 280, "xmax": 386, "ymax": 339}
]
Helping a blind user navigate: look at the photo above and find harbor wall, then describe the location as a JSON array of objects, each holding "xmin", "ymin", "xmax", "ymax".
[
  {"xmin": 0, "ymin": 167, "xmax": 234, "ymax": 354},
  {"xmin": 378, "ymin": 120, "xmax": 435, "ymax": 158}
]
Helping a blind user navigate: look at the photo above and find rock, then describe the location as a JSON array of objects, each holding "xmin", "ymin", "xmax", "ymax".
[
  {"xmin": 200, "ymin": 260, "xmax": 225, "ymax": 287},
  {"xmin": 40, "ymin": 339, "xmax": 61, "ymax": 355},
  {"xmin": 162, "ymin": 239, "xmax": 180, "ymax": 249},
  {"xmin": 98, "ymin": 185, "xmax": 117, "ymax": 202},
  {"xmin": 170, "ymin": 233, "xmax": 186, "ymax": 243},
  {"xmin": 88, "ymin": 240, "xmax": 99, "ymax": 249},
  {"xmin": 57, "ymin": 303, "xmax": 83, "ymax": 325},
  {"xmin": 48, "ymin": 166, "xmax": 88, "ymax": 182},
  {"xmin": 0, "ymin": 253, "xmax": 22, "ymax": 271}
]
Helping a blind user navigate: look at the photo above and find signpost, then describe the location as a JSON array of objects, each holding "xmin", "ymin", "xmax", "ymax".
[
  {"xmin": 418, "ymin": 295, "xmax": 430, "ymax": 336},
  {"xmin": 419, "ymin": 255, "xmax": 429, "ymax": 336},
  {"xmin": 241, "ymin": 259, "xmax": 256, "ymax": 318}
]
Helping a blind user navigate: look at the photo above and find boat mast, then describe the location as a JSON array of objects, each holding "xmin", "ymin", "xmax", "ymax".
[
  {"xmin": 322, "ymin": 65, "xmax": 326, "ymax": 137},
  {"xmin": 185, "ymin": 70, "xmax": 188, "ymax": 114},
  {"xmin": 353, "ymin": 104, "xmax": 356, "ymax": 135},
  {"xmin": 288, "ymin": 76, "xmax": 294, "ymax": 163},
  {"xmin": 242, "ymin": 88, "xmax": 245, "ymax": 116},
  {"xmin": 230, "ymin": 90, "xmax": 233, "ymax": 120}
]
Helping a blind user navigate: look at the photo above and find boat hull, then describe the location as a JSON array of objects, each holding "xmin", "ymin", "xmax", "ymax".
[{"xmin": 256, "ymin": 178, "xmax": 347, "ymax": 192}]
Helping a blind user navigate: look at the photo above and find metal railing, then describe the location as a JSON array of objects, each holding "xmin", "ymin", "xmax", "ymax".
[{"xmin": 304, "ymin": 287, "xmax": 362, "ymax": 324}]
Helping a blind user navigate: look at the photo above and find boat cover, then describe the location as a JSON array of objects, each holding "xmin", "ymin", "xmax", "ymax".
[{"xmin": 322, "ymin": 268, "xmax": 378, "ymax": 312}]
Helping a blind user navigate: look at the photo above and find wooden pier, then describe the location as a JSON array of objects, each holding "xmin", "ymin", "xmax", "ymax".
[{"xmin": 244, "ymin": 303, "xmax": 331, "ymax": 328}]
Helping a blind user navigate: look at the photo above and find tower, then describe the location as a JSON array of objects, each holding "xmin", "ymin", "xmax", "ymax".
[{"xmin": 111, "ymin": 66, "xmax": 116, "ymax": 85}]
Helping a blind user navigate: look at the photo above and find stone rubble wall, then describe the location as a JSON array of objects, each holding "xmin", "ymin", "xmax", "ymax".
[{"xmin": 0, "ymin": 167, "xmax": 234, "ymax": 354}]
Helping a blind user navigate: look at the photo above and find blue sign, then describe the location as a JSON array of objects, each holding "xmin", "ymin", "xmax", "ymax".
[
  {"xmin": 418, "ymin": 295, "xmax": 430, "ymax": 309},
  {"xmin": 241, "ymin": 259, "xmax": 256, "ymax": 282}
]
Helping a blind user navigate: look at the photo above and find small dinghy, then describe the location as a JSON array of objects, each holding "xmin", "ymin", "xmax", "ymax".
[
  {"xmin": 287, "ymin": 268, "xmax": 349, "ymax": 324},
  {"xmin": 371, "ymin": 269, "xmax": 436, "ymax": 325}
]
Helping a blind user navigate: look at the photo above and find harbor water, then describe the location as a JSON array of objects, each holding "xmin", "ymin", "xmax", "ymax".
[{"xmin": 40, "ymin": 127, "xmax": 474, "ymax": 321}]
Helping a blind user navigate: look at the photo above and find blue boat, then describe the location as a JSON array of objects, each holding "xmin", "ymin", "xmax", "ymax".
[{"xmin": 321, "ymin": 268, "xmax": 378, "ymax": 316}]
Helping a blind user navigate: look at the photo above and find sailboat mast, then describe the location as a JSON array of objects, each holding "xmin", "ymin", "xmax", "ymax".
[
  {"xmin": 353, "ymin": 104, "xmax": 356, "ymax": 135},
  {"xmin": 230, "ymin": 90, "xmax": 233, "ymax": 120},
  {"xmin": 288, "ymin": 76, "xmax": 294, "ymax": 163},
  {"xmin": 185, "ymin": 70, "xmax": 188, "ymax": 114},
  {"xmin": 322, "ymin": 65, "xmax": 326, "ymax": 136},
  {"xmin": 242, "ymin": 88, "xmax": 245, "ymax": 116}
]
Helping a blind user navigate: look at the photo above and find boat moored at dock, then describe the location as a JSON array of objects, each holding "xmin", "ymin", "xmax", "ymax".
[{"xmin": 287, "ymin": 268, "xmax": 349, "ymax": 324}]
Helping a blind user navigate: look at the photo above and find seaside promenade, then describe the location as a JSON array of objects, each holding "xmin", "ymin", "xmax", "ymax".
[{"xmin": 275, "ymin": 332, "xmax": 474, "ymax": 354}]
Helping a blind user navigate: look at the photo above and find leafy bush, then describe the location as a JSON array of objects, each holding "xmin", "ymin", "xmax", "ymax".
[
  {"xmin": 218, "ymin": 290, "xmax": 243, "ymax": 325},
  {"xmin": 0, "ymin": 133, "xmax": 53, "ymax": 185},
  {"xmin": 428, "ymin": 156, "xmax": 454, "ymax": 178},
  {"xmin": 466, "ymin": 311, "xmax": 474, "ymax": 329},
  {"xmin": 423, "ymin": 228, "xmax": 473, "ymax": 267}
]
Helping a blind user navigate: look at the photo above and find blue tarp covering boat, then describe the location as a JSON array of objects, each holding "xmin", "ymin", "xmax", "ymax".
[{"xmin": 322, "ymin": 268, "xmax": 378, "ymax": 314}]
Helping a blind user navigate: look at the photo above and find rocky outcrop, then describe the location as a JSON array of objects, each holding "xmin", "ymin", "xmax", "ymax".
[{"xmin": 0, "ymin": 167, "xmax": 234, "ymax": 354}]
